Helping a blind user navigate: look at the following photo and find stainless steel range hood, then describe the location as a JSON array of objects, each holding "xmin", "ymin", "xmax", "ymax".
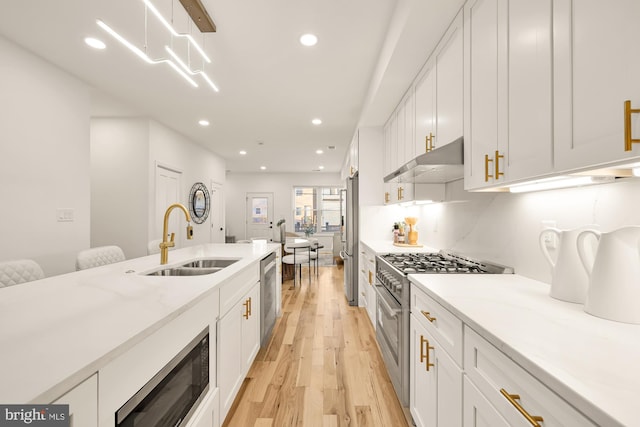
[{"xmin": 384, "ymin": 137, "xmax": 464, "ymax": 184}]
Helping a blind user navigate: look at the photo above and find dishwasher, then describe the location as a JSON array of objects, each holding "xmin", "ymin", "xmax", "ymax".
[{"xmin": 260, "ymin": 251, "xmax": 277, "ymax": 347}]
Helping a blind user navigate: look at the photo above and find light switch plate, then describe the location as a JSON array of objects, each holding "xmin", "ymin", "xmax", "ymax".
[{"xmin": 57, "ymin": 208, "xmax": 74, "ymax": 222}]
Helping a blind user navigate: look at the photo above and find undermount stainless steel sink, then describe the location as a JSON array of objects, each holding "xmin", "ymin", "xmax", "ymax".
[
  {"xmin": 144, "ymin": 258, "xmax": 240, "ymax": 276},
  {"xmin": 145, "ymin": 266, "xmax": 223, "ymax": 276},
  {"xmin": 180, "ymin": 258, "xmax": 240, "ymax": 269}
]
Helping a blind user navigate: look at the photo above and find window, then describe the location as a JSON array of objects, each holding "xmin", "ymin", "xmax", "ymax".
[{"xmin": 293, "ymin": 186, "xmax": 343, "ymax": 233}]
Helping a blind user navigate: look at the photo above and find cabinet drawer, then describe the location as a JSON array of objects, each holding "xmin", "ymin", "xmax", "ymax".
[
  {"xmin": 464, "ymin": 327, "xmax": 596, "ymax": 427},
  {"xmin": 219, "ymin": 264, "xmax": 259, "ymax": 316},
  {"xmin": 410, "ymin": 284, "xmax": 463, "ymax": 366}
]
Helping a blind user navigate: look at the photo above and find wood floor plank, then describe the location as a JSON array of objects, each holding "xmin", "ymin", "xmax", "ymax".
[{"xmin": 222, "ymin": 265, "xmax": 410, "ymax": 427}]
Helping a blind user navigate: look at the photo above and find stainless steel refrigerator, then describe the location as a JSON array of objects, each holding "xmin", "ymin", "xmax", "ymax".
[{"xmin": 340, "ymin": 173, "xmax": 358, "ymax": 306}]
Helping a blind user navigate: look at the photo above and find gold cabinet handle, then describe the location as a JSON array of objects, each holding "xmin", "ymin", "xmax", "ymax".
[
  {"xmin": 243, "ymin": 300, "xmax": 249, "ymax": 319},
  {"xmin": 625, "ymin": 100, "xmax": 640, "ymax": 151},
  {"xmin": 421, "ymin": 310, "xmax": 436, "ymax": 322},
  {"xmin": 398, "ymin": 186, "xmax": 404, "ymax": 200},
  {"xmin": 249, "ymin": 296, "xmax": 252, "ymax": 317},
  {"xmin": 495, "ymin": 150, "xmax": 504, "ymax": 180},
  {"xmin": 485, "ymin": 154, "xmax": 494, "ymax": 182},
  {"xmin": 368, "ymin": 271, "xmax": 373, "ymax": 285},
  {"xmin": 500, "ymin": 389, "xmax": 544, "ymax": 427},
  {"xmin": 419, "ymin": 335, "xmax": 434, "ymax": 371},
  {"xmin": 384, "ymin": 192, "xmax": 390, "ymax": 204},
  {"xmin": 425, "ymin": 133, "xmax": 435, "ymax": 152}
]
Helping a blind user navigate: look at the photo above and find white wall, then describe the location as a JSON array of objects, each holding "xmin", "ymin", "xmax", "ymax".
[
  {"xmin": 90, "ymin": 119, "xmax": 149, "ymax": 258},
  {"xmin": 0, "ymin": 36, "xmax": 90, "ymax": 276},
  {"xmin": 225, "ymin": 172, "xmax": 342, "ymax": 241},
  {"xmin": 370, "ymin": 177, "xmax": 640, "ymax": 285}
]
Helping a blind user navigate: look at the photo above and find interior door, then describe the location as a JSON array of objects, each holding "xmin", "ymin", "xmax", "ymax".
[
  {"xmin": 246, "ymin": 192, "xmax": 274, "ymax": 241},
  {"xmin": 210, "ymin": 182, "xmax": 224, "ymax": 243},
  {"xmin": 155, "ymin": 164, "xmax": 182, "ymax": 245}
]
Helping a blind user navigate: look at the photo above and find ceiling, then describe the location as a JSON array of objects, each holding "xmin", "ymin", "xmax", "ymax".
[{"xmin": 0, "ymin": 0, "xmax": 462, "ymax": 174}]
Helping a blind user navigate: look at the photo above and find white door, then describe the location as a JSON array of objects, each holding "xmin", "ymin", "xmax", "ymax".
[
  {"xmin": 155, "ymin": 164, "xmax": 182, "ymax": 245},
  {"xmin": 246, "ymin": 193, "xmax": 274, "ymax": 241},
  {"xmin": 210, "ymin": 182, "xmax": 225, "ymax": 243}
]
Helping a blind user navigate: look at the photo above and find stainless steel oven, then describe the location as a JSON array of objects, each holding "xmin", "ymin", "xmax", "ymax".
[
  {"xmin": 374, "ymin": 281, "xmax": 405, "ymax": 404},
  {"xmin": 115, "ymin": 328, "xmax": 209, "ymax": 427}
]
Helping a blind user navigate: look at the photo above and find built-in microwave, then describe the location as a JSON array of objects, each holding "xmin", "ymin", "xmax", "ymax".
[{"xmin": 115, "ymin": 327, "xmax": 210, "ymax": 427}]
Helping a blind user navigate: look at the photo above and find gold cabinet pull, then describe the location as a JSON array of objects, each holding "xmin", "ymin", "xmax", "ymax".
[
  {"xmin": 500, "ymin": 389, "xmax": 544, "ymax": 427},
  {"xmin": 384, "ymin": 192, "xmax": 390, "ymax": 204},
  {"xmin": 485, "ymin": 154, "xmax": 494, "ymax": 182},
  {"xmin": 625, "ymin": 100, "xmax": 640, "ymax": 151},
  {"xmin": 495, "ymin": 150, "xmax": 504, "ymax": 180},
  {"xmin": 425, "ymin": 133, "xmax": 435, "ymax": 152},
  {"xmin": 249, "ymin": 297, "xmax": 252, "ymax": 317},
  {"xmin": 243, "ymin": 298, "xmax": 250, "ymax": 319},
  {"xmin": 368, "ymin": 271, "xmax": 373, "ymax": 285},
  {"xmin": 421, "ymin": 310, "xmax": 436, "ymax": 322},
  {"xmin": 419, "ymin": 335, "xmax": 434, "ymax": 371},
  {"xmin": 398, "ymin": 186, "xmax": 404, "ymax": 200}
]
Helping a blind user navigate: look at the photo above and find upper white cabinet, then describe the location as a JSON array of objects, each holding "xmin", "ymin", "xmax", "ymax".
[
  {"xmin": 554, "ymin": 0, "xmax": 640, "ymax": 170},
  {"xmin": 434, "ymin": 13, "xmax": 464, "ymax": 151},
  {"xmin": 415, "ymin": 64, "xmax": 436, "ymax": 157},
  {"xmin": 464, "ymin": 0, "xmax": 554, "ymax": 190}
]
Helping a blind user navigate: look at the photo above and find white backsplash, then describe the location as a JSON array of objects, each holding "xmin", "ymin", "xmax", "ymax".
[{"xmin": 363, "ymin": 177, "xmax": 640, "ymax": 284}]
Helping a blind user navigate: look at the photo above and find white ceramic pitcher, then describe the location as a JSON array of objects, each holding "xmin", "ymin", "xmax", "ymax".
[
  {"xmin": 577, "ymin": 226, "xmax": 640, "ymax": 324},
  {"xmin": 539, "ymin": 226, "xmax": 597, "ymax": 303}
]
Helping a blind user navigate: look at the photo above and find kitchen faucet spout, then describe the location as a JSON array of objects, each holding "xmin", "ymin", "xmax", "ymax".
[{"xmin": 160, "ymin": 203, "xmax": 194, "ymax": 264}]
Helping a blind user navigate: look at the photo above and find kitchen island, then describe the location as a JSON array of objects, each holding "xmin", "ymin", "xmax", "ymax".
[
  {"xmin": 0, "ymin": 243, "xmax": 278, "ymax": 415},
  {"xmin": 409, "ymin": 273, "xmax": 640, "ymax": 427}
]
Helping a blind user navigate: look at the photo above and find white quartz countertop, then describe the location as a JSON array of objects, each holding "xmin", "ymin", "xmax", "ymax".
[
  {"xmin": 360, "ymin": 240, "xmax": 439, "ymax": 254},
  {"xmin": 0, "ymin": 243, "xmax": 278, "ymax": 404},
  {"xmin": 409, "ymin": 273, "xmax": 640, "ymax": 427}
]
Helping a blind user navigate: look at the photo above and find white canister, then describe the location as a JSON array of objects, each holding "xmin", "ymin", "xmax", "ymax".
[{"xmin": 539, "ymin": 225, "xmax": 598, "ymax": 303}]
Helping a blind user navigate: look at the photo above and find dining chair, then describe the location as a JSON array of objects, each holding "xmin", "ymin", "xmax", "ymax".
[
  {"xmin": 309, "ymin": 238, "xmax": 320, "ymax": 276},
  {"xmin": 281, "ymin": 239, "xmax": 311, "ymax": 286},
  {"xmin": 76, "ymin": 246, "xmax": 126, "ymax": 271},
  {"xmin": 0, "ymin": 259, "xmax": 45, "ymax": 287}
]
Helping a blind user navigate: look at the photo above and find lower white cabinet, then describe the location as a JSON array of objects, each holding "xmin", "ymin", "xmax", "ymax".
[
  {"xmin": 463, "ymin": 376, "xmax": 509, "ymax": 427},
  {"xmin": 218, "ymin": 280, "xmax": 260, "ymax": 422},
  {"xmin": 186, "ymin": 388, "xmax": 220, "ymax": 427},
  {"xmin": 359, "ymin": 244, "xmax": 376, "ymax": 327},
  {"xmin": 410, "ymin": 299, "xmax": 462, "ymax": 427},
  {"xmin": 53, "ymin": 373, "xmax": 98, "ymax": 427},
  {"xmin": 464, "ymin": 327, "xmax": 596, "ymax": 427}
]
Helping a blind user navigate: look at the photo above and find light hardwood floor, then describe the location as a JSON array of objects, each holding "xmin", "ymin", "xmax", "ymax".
[{"xmin": 222, "ymin": 265, "xmax": 410, "ymax": 427}]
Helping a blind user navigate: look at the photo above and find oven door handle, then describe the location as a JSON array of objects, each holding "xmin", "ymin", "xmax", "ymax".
[{"xmin": 374, "ymin": 285, "xmax": 401, "ymax": 318}]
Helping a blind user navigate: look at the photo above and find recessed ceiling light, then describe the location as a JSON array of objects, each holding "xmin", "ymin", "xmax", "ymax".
[
  {"xmin": 319, "ymin": 165, "xmax": 325, "ymax": 170},
  {"xmin": 84, "ymin": 37, "xmax": 106, "ymax": 49},
  {"xmin": 260, "ymin": 166, "xmax": 267, "ymax": 170},
  {"xmin": 316, "ymin": 149, "xmax": 324, "ymax": 154},
  {"xmin": 312, "ymin": 118, "xmax": 322, "ymax": 125},
  {"xmin": 300, "ymin": 34, "xmax": 318, "ymax": 47},
  {"xmin": 239, "ymin": 150, "xmax": 247, "ymax": 155},
  {"xmin": 198, "ymin": 119, "xmax": 210, "ymax": 126}
]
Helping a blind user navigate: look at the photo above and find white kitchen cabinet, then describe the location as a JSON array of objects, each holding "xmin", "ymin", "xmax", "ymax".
[
  {"xmin": 464, "ymin": 0, "xmax": 554, "ymax": 190},
  {"xmin": 415, "ymin": 63, "xmax": 436, "ymax": 158},
  {"xmin": 463, "ymin": 376, "xmax": 510, "ymax": 427},
  {"xmin": 53, "ymin": 374, "xmax": 98, "ymax": 427},
  {"xmin": 186, "ymin": 388, "xmax": 219, "ymax": 427},
  {"xmin": 218, "ymin": 279, "xmax": 260, "ymax": 422},
  {"xmin": 554, "ymin": 0, "xmax": 640, "ymax": 171},
  {"xmin": 358, "ymin": 243, "xmax": 376, "ymax": 327},
  {"xmin": 410, "ymin": 284, "xmax": 463, "ymax": 427},
  {"xmin": 434, "ymin": 11, "xmax": 464, "ymax": 151},
  {"xmin": 403, "ymin": 90, "xmax": 416, "ymax": 164},
  {"xmin": 464, "ymin": 326, "xmax": 597, "ymax": 427}
]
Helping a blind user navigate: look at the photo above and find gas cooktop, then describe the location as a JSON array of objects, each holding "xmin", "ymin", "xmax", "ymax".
[{"xmin": 379, "ymin": 252, "xmax": 514, "ymax": 275}]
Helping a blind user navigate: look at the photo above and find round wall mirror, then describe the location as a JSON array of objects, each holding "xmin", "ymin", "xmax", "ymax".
[{"xmin": 188, "ymin": 182, "xmax": 210, "ymax": 224}]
